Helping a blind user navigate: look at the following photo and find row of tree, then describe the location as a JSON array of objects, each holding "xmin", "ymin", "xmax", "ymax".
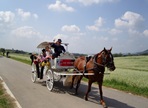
[
  {"xmin": 0, "ymin": 48, "xmax": 6, "ymax": 56},
  {"xmin": 0, "ymin": 48, "xmax": 29, "ymax": 57},
  {"xmin": 0, "ymin": 48, "xmax": 147, "ymax": 58}
]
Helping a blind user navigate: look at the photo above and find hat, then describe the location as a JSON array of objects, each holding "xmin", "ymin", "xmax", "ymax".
[
  {"xmin": 57, "ymin": 39, "xmax": 62, "ymax": 43},
  {"xmin": 42, "ymin": 49, "xmax": 46, "ymax": 52}
]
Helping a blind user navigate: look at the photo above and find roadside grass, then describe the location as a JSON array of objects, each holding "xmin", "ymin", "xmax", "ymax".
[
  {"xmin": 9, "ymin": 53, "xmax": 148, "ymax": 98},
  {"xmin": 103, "ymin": 79, "xmax": 148, "ymax": 97},
  {"xmin": 10, "ymin": 56, "xmax": 31, "ymax": 65},
  {"xmin": 0, "ymin": 80, "xmax": 16, "ymax": 108},
  {"xmin": 10, "ymin": 53, "xmax": 31, "ymax": 65}
]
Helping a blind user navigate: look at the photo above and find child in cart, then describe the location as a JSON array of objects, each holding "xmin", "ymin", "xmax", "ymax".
[{"xmin": 39, "ymin": 46, "xmax": 52, "ymax": 80}]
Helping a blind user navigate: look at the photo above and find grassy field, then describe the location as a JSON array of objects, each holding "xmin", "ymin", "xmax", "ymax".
[
  {"xmin": 9, "ymin": 53, "xmax": 31, "ymax": 64},
  {"xmin": 104, "ymin": 56, "xmax": 148, "ymax": 97},
  {"xmin": 6, "ymin": 53, "xmax": 148, "ymax": 98}
]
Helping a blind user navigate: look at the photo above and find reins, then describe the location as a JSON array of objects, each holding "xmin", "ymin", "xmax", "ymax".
[
  {"xmin": 80, "ymin": 53, "xmax": 105, "ymax": 75},
  {"xmin": 93, "ymin": 53, "xmax": 105, "ymax": 67}
]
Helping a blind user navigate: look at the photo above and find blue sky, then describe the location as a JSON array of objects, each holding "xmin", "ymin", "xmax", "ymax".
[{"xmin": 0, "ymin": 0, "xmax": 148, "ymax": 54}]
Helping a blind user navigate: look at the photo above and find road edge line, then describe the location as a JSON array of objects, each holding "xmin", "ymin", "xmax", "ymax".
[{"xmin": 0, "ymin": 76, "xmax": 22, "ymax": 108}]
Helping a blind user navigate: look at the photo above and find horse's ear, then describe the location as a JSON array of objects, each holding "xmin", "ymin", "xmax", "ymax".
[
  {"xmin": 104, "ymin": 47, "xmax": 106, "ymax": 51},
  {"xmin": 109, "ymin": 47, "xmax": 112, "ymax": 52},
  {"xmin": 103, "ymin": 47, "xmax": 108, "ymax": 53}
]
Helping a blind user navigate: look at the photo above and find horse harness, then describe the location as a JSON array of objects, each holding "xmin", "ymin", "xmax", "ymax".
[{"xmin": 83, "ymin": 53, "xmax": 105, "ymax": 75}]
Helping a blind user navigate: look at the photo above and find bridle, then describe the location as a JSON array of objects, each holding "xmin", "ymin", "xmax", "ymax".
[
  {"xmin": 93, "ymin": 51, "xmax": 114, "ymax": 68},
  {"xmin": 93, "ymin": 53, "xmax": 104, "ymax": 67},
  {"xmin": 82, "ymin": 50, "xmax": 114, "ymax": 74}
]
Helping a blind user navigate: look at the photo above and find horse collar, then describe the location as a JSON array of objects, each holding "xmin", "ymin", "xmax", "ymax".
[{"xmin": 93, "ymin": 54, "xmax": 104, "ymax": 67}]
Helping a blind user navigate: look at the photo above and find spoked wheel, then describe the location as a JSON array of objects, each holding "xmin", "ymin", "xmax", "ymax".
[
  {"xmin": 46, "ymin": 70, "xmax": 54, "ymax": 91},
  {"xmin": 31, "ymin": 71, "xmax": 37, "ymax": 83},
  {"xmin": 31, "ymin": 63, "xmax": 37, "ymax": 83}
]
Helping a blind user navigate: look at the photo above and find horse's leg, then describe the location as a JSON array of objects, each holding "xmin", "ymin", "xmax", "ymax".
[
  {"xmin": 75, "ymin": 75, "xmax": 83, "ymax": 95},
  {"xmin": 97, "ymin": 81, "xmax": 107, "ymax": 108},
  {"xmin": 70, "ymin": 75, "xmax": 76, "ymax": 89},
  {"xmin": 85, "ymin": 79, "xmax": 92, "ymax": 101}
]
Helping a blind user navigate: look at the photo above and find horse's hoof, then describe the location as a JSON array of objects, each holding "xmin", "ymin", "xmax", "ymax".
[
  {"xmin": 70, "ymin": 86, "xmax": 73, "ymax": 89},
  {"xmin": 84, "ymin": 96, "xmax": 88, "ymax": 101},
  {"xmin": 75, "ymin": 92, "xmax": 78, "ymax": 95},
  {"xmin": 103, "ymin": 105, "xmax": 107, "ymax": 108},
  {"xmin": 100, "ymin": 100, "xmax": 107, "ymax": 108}
]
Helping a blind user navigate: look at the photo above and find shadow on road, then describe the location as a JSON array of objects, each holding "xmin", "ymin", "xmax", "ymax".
[{"xmin": 40, "ymin": 81, "xmax": 135, "ymax": 108}]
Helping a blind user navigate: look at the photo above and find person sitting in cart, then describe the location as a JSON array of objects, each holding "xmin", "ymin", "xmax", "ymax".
[
  {"xmin": 45, "ymin": 46, "xmax": 53, "ymax": 60},
  {"xmin": 49, "ymin": 39, "xmax": 66, "ymax": 59},
  {"xmin": 32, "ymin": 47, "xmax": 52, "ymax": 80},
  {"xmin": 39, "ymin": 49, "xmax": 46, "ymax": 79},
  {"xmin": 40, "ymin": 47, "xmax": 52, "ymax": 79}
]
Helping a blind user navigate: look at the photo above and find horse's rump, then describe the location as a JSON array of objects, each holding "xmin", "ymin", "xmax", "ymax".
[{"xmin": 74, "ymin": 56, "xmax": 86, "ymax": 71}]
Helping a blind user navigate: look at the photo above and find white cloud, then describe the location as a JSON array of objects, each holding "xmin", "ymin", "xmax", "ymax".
[
  {"xmin": 16, "ymin": 8, "xmax": 38, "ymax": 20},
  {"xmin": 95, "ymin": 17, "xmax": 104, "ymax": 27},
  {"xmin": 33, "ymin": 14, "xmax": 38, "ymax": 19},
  {"xmin": 11, "ymin": 26, "xmax": 41, "ymax": 38},
  {"xmin": 86, "ymin": 25, "xmax": 99, "ymax": 31},
  {"xmin": 66, "ymin": 0, "xmax": 119, "ymax": 6},
  {"xmin": 143, "ymin": 30, "xmax": 148, "ymax": 37},
  {"xmin": 17, "ymin": 8, "xmax": 31, "ymax": 20},
  {"xmin": 0, "ymin": 11, "xmax": 15, "ymax": 23},
  {"xmin": 48, "ymin": 1, "xmax": 75, "ymax": 12},
  {"xmin": 109, "ymin": 28, "xmax": 122, "ymax": 35},
  {"xmin": 86, "ymin": 17, "xmax": 104, "ymax": 31},
  {"xmin": 128, "ymin": 29, "xmax": 141, "ymax": 36},
  {"xmin": 100, "ymin": 36, "xmax": 108, "ymax": 41},
  {"xmin": 115, "ymin": 11, "xmax": 144, "ymax": 29},
  {"xmin": 61, "ymin": 25, "xmax": 80, "ymax": 32},
  {"xmin": 0, "ymin": 11, "xmax": 15, "ymax": 33}
]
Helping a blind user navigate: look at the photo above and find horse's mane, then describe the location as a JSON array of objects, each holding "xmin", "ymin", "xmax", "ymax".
[
  {"xmin": 79, "ymin": 56, "xmax": 85, "ymax": 60},
  {"xmin": 93, "ymin": 50, "xmax": 104, "ymax": 59}
]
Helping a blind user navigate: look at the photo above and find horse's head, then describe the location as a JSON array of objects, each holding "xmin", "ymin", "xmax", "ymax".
[{"xmin": 99, "ymin": 47, "xmax": 116, "ymax": 71}]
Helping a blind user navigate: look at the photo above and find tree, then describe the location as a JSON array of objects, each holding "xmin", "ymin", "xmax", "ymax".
[{"xmin": 0, "ymin": 48, "xmax": 5, "ymax": 56}]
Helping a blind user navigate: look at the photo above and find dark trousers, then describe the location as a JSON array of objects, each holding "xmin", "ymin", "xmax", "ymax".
[
  {"xmin": 36, "ymin": 63, "xmax": 40, "ymax": 78},
  {"xmin": 40, "ymin": 66, "xmax": 44, "ymax": 79},
  {"xmin": 52, "ymin": 53, "xmax": 59, "ymax": 59}
]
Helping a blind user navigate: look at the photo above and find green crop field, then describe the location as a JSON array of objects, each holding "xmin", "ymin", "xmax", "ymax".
[
  {"xmin": 8, "ymin": 53, "xmax": 148, "ymax": 98},
  {"xmin": 10, "ymin": 53, "xmax": 30, "ymax": 60},
  {"xmin": 103, "ymin": 56, "xmax": 148, "ymax": 97}
]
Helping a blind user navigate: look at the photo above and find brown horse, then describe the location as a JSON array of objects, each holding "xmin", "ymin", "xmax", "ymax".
[{"xmin": 71, "ymin": 47, "xmax": 116, "ymax": 108}]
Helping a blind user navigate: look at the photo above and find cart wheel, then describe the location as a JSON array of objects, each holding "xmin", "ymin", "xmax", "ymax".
[
  {"xmin": 31, "ymin": 63, "xmax": 37, "ymax": 83},
  {"xmin": 31, "ymin": 71, "xmax": 37, "ymax": 83},
  {"xmin": 46, "ymin": 70, "xmax": 54, "ymax": 91}
]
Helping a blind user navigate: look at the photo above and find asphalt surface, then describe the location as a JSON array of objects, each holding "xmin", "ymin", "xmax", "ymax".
[{"xmin": 0, "ymin": 56, "xmax": 148, "ymax": 108}]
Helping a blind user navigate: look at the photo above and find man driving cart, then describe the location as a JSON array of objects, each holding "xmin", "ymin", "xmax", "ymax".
[{"xmin": 49, "ymin": 39, "xmax": 66, "ymax": 59}]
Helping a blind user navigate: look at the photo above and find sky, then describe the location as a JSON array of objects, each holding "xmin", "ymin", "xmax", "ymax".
[{"xmin": 0, "ymin": 0, "xmax": 148, "ymax": 54}]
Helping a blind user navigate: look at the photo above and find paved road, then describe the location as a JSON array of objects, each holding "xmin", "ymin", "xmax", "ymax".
[{"xmin": 0, "ymin": 56, "xmax": 148, "ymax": 108}]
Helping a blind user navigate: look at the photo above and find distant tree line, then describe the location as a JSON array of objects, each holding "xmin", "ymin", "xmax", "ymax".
[
  {"xmin": 0, "ymin": 48, "xmax": 29, "ymax": 57},
  {"xmin": 0, "ymin": 48, "xmax": 148, "ymax": 58},
  {"xmin": 0, "ymin": 48, "xmax": 6, "ymax": 56}
]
